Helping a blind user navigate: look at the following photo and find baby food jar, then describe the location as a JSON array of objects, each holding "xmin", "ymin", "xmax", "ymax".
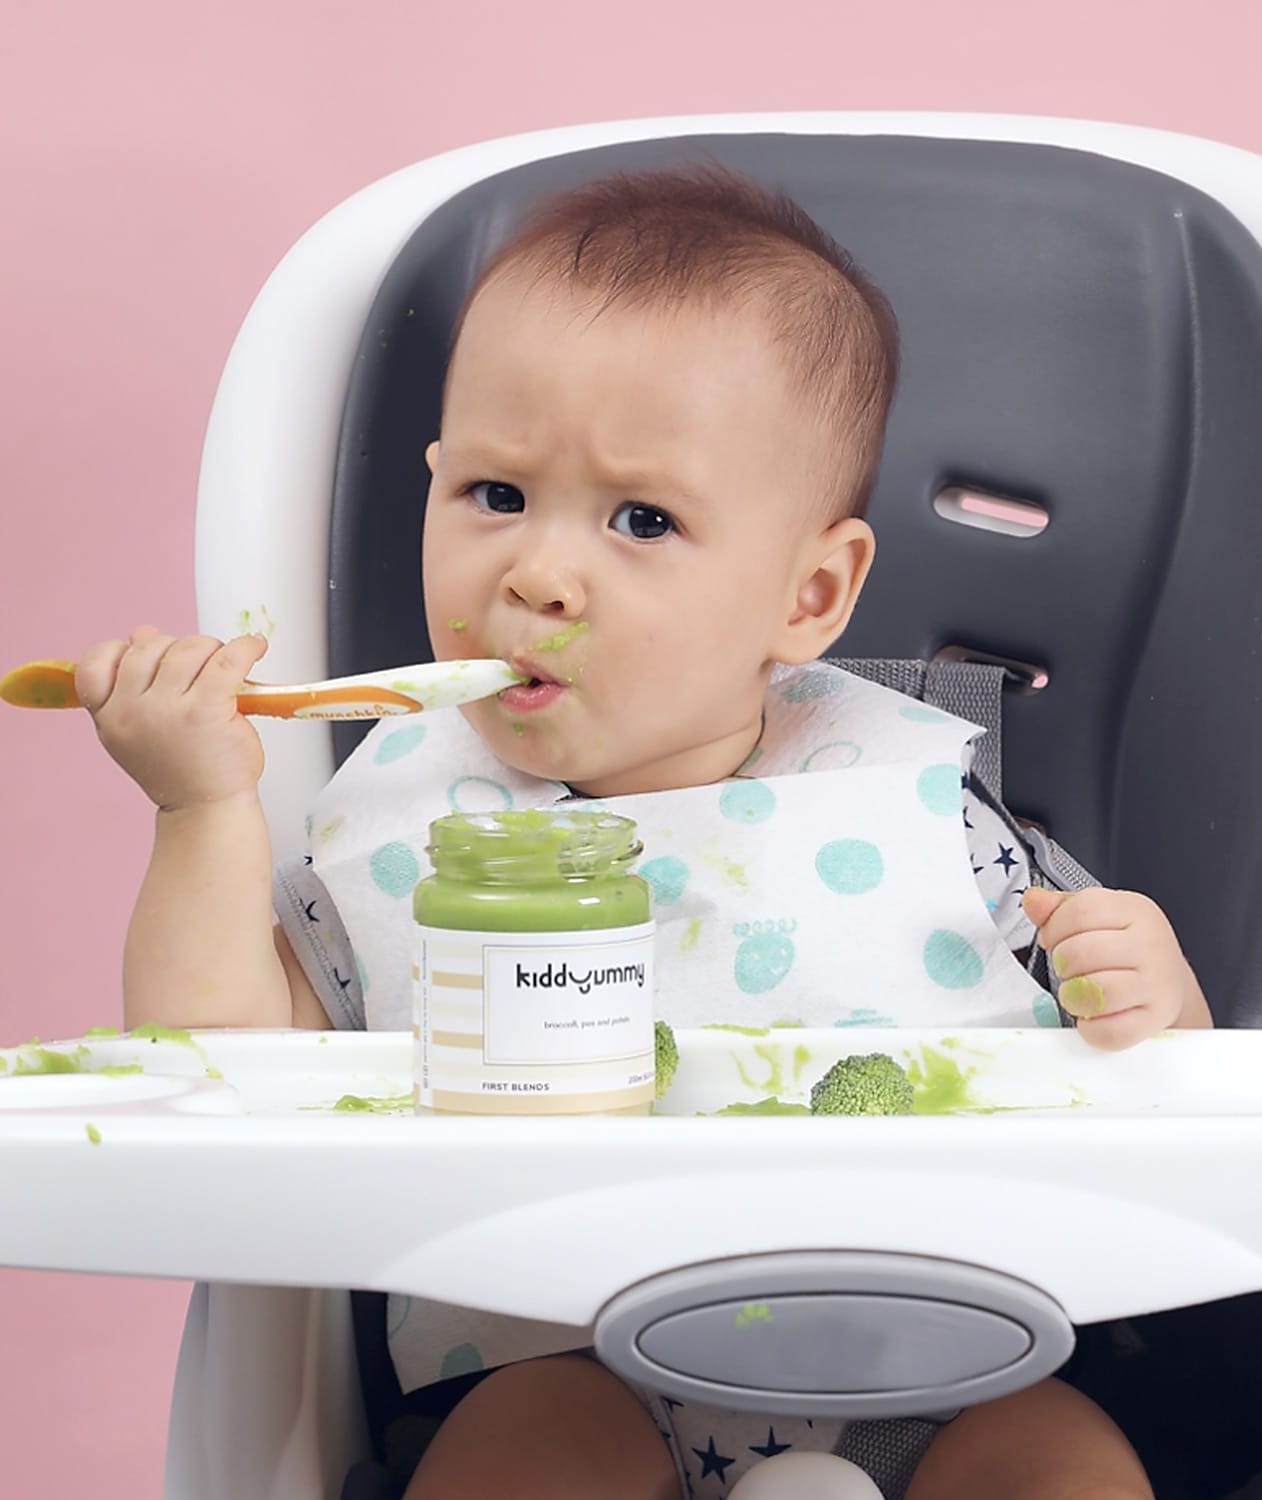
[{"xmin": 413, "ymin": 810, "xmax": 655, "ymax": 1115}]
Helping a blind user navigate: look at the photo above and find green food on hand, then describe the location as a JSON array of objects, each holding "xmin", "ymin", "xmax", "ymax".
[
  {"xmin": 809, "ymin": 1052, "xmax": 915, "ymax": 1116},
  {"xmin": 655, "ymin": 1020, "xmax": 679, "ymax": 1100}
]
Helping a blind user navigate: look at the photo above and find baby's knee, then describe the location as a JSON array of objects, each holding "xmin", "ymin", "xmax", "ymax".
[
  {"xmin": 405, "ymin": 1353, "xmax": 677, "ymax": 1500},
  {"xmin": 907, "ymin": 1379, "xmax": 1152, "ymax": 1500}
]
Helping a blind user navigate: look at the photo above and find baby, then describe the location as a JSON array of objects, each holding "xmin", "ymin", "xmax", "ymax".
[{"xmin": 77, "ymin": 166, "xmax": 1210, "ymax": 1500}]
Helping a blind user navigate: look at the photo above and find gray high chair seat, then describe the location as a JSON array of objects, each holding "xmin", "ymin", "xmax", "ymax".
[{"xmin": 318, "ymin": 128, "xmax": 1262, "ymax": 1500}]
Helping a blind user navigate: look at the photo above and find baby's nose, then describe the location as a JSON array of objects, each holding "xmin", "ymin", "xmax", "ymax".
[{"xmin": 503, "ymin": 555, "xmax": 586, "ymax": 616}]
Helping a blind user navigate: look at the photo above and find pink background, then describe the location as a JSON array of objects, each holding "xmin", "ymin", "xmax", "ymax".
[{"xmin": 3, "ymin": 0, "xmax": 1262, "ymax": 1490}]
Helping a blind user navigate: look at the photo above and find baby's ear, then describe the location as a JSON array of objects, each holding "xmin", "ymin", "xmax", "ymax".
[
  {"xmin": 425, "ymin": 440, "xmax": 441, "ymax": 474},
  {"xmin": 773, "ymin": 518, "xmax": 875, "ymax": 665}
]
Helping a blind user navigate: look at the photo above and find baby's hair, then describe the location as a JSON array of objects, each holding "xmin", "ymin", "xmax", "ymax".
[{"xmin": 452, "ymin": 164, "xmax": 900, "ymax": 519}]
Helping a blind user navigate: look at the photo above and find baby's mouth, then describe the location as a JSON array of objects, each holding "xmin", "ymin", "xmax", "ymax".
[{"xmin": 499, "ymin": 654, "xmax": 569, "ymax": 712}]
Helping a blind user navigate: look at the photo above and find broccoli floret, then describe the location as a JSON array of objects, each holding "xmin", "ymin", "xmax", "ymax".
[
  {"xmin": 810, "ymin": 1052, "xmax": 914, "ymax": 1116},
  {"xmin": 655, "ymin": 1020, "xmax": 679, "ymax": 1099}
]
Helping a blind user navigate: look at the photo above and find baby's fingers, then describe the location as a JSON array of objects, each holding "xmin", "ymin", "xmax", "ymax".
[
  {"xmin": 186, "ymin": 634, "xmax": 269, "ymax": 707},
  {"xmin": 1022, "ymin": 887, "xmax": 1140, "ymax": 952},
  {"xmin": 1064, "ymin": 972, "xmax": 1155, "ymax": 1051},
  {"xmin": 75, "ymin": 639, "xmax": 130, "ymax": 715},
  {"xmin": 1047, "ymin": 930, "xmax": 1138, "ymax": 988},
  {"xmin": 113, "ymin": 626, "xmax": 178, "ymax": 699}
]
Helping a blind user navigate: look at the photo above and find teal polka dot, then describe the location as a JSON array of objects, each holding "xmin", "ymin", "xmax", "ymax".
[
  {"xmin": 799, "ymin": 740, "xmax": 862, "ymax": 772},
  {"xmin": 815, "ymin": 839, "xmax": 884, "ymax": 895},
  {"xmin": 639, "ymin": 855, "xmax": 690, "ymax": 906},
  {"xmin": 781, "ymin": 670, "xmax": 846, "ymax": 702},
  {"xmin": 923, "ymin": 929, "xmax": 985, "ymax": 989},
  {"xmin": 386, "ymin": 1296, "xmax": 411, "ymax": 1341},
  {"xmin": 900, "ymin": 704, "xmax": 950, "ymax": 724},
  {"xmin": 439, "ymin": 1343, "xmax": 485, "ymax": 1379},
  {"xmin": 1032, "ymin": 991, "xmax": 1062, "ymax": 1028},
  {"xmin": 374, "ymin": 723, "xmax": 427, "ymax": 764},
  {"xmin": 734, "ymin": 931, "xmax": 796, "ymax": 994},
  {"xmin": 369, "ymin": 841, "xmax": 420, "ymax": 898},
  {"xmin": 446, "ymin": 775, "xmax": 513, "ymax": 813},
  {"xmin": 835, "ymin": 1008, "xmax": 895, "ymax": 1027},
  {"xmin": 719, "ymin": 780, "xmax": 776, "ymax": 824},
  {"xmin": 917, "ymin": 763, "xmax": 962, "ymax": 816}
]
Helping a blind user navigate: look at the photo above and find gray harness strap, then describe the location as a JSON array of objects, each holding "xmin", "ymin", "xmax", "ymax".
[
  {"xmin": 833, "ymin": 656, "xmax": 1096, "ymax": 895},
  {"xmin": 833, "ymin": 657, "xmax": 1099, "ymax": 1026}
]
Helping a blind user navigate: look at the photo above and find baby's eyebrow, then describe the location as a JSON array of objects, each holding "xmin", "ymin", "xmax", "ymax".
[
  {"xmin": 594, "ymin": 463, "xmax": 714, "ymax": 512},
  {"xmin": 438, "ymin": 440, "xmax": 532, "ymax": 475},
  {"xmin": 440, "ymin": 445, "xmax": 713, "ymax": 512}
]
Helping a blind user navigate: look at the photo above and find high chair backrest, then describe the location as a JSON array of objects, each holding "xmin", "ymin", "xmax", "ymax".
[{"xmin": 196, "ymin": 115, "xmax": 1262, "ymax": 1026}]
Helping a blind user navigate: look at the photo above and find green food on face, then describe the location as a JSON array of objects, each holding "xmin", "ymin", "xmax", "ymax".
[
  {"xmin": 655, "ymin": 1020, "xmax": 679, "ymax": 1099},
  {"xmin": 713, "ymin": 1096, "xmax": 811, "ymax": 1116},
  {"xmin": 85, "ymin": 1123, "xmax": 102, "ymax": 1145},
  {"xmin": 810, "ymin": 1053, "xmax": 915, "ymax": 1116},
  {"xmin": 331, "ymin": 1092, "xmax": 413, "ymax": 1113},
  {"xmin": 448, "ymin": 618, "xmax": 468, "ymax": 632},
  {"xmin": 532, "ymin": 620, "xmax": 589, "ymax": 653}
]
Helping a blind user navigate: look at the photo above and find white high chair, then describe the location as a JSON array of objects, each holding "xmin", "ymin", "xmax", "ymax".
[{"xmin": 6, "ymin": 113, "xmax": 1262, "ymax": 1500}]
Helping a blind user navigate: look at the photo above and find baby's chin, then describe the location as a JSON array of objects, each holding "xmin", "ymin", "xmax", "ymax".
[{"xmin": 458, "ymin": 701, "xmax": 591, "ymax": 789}]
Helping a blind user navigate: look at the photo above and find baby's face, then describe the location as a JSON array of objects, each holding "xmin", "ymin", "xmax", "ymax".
[{"xmin": 423, "ymin": 273, "xmax": 868, "ymax": 796}]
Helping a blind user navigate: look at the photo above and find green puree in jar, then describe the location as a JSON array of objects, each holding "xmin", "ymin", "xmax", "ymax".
[
  {"xmin": 414, "ymin": 811, "xmax": 651, "ymax": 931},
  {"xmin": 415, "ymin": 811, "xmax": 655, "ymax": 1117}
]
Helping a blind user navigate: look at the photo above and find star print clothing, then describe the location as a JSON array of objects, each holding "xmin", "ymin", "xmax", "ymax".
[
  {"xmin": 631, "ymin": 1396, "xmax": 947, "ymax": 1500},
  {"xmin": 276, "ymin": 660, "xmax": 1056, "ymax": 1040}
]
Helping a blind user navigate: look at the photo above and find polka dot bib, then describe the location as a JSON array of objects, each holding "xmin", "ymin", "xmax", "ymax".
[{"xmin": 304, "ymin": 661, "xmax": 1050, "ymax": 1032}]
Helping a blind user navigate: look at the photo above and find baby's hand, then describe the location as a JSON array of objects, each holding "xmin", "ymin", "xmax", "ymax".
[
  {"xmin": 76, "ymin": 626, "xmax": 269, "ymax": 812},
  {"xmin": 1022, "ymin": 887, "xmax": 1211, "ymax": 1049}
]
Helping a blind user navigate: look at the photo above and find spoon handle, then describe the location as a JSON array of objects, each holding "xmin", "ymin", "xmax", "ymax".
[{"xmin": 0, "ymin": 658, "xmax": 518, "ymax": 720}]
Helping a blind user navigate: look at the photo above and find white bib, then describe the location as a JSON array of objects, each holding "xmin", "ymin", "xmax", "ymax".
[{"xmin": 307, "ymin": 661, "xmax": 1050, "ymax": 1034}]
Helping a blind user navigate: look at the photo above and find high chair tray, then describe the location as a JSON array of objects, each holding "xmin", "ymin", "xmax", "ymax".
[{"xmin": 3, "ymin": 1027, "xmax": 1262, "ymax": 1328}]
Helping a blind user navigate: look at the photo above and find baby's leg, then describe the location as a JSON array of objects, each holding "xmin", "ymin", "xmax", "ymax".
[
  {"xmin": 906, "ymin": 1377, "xmax": 1152, "ymax": 1500},
  {"xmin": 403, "ymin": 1352, "xmax": 679, "ymax": 1500}
]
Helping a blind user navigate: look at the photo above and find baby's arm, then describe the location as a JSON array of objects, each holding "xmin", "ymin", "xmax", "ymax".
[{"xmin": 78, "ymin": 626, "xmax": 329, "ymax": 1031}]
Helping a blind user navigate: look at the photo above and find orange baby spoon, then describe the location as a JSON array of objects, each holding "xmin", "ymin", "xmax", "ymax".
[{"xmin": 0, "ymin": 657, "xmax": 520, "ymax": 720}]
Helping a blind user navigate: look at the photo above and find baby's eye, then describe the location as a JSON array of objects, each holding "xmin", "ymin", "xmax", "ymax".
[
  {"xmin": 468, "ymin": 481, "xmax": 524, "ymax": 513},
  {"xmin": 610, "ymin": 502, "xmax": 675, "ymax": 540}
]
